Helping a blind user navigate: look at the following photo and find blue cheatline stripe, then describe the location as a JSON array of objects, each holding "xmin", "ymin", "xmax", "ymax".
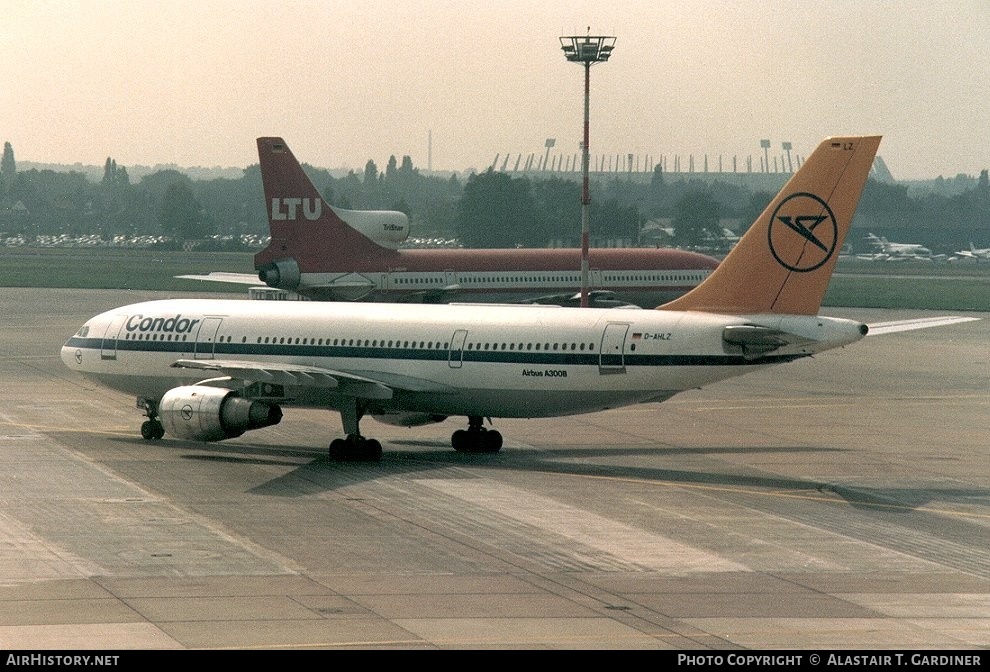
[{"xmin": 65, "ymin": 337, "xmax": 804, "ymax": 367}]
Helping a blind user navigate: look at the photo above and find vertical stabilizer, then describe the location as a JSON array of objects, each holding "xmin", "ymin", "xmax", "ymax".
[
  {"xmin": 659, "ymin": 136, "xmax": 881, "ymax": 315},
  {"xmin": 253, "ymin": 137, "xmax": 399, "ymax": 278}
]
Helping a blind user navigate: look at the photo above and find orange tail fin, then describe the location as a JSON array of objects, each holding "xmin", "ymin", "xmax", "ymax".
[{"xmin": 659, "ymin": 136, "xmax": 881, "ymax": 315}]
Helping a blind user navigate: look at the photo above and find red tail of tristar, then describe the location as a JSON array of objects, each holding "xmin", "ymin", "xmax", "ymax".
[
  {"xmin": 659, "ymin": 135, "xmax": 881, "ymax": 315},
  {"xmin": 253, "ymin": 137, "xmax": 408, "ymax": 289}
]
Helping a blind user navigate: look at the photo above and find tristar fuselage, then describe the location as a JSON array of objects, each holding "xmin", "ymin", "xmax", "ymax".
[
  {"xmin": 204, "ymin": 137, "xmax": 720, "ymax": 307},
  {"xmin": 61, "ymin": 298, "xmax": 866, "ymax": 418}
]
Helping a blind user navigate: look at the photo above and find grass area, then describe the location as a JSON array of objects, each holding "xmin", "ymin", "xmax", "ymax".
[
  {"xmin": 826, "ymin": 257, "xmax": 990, "ymax": 311},
  {"xmin": 2, "ymin": 247, "xmax": 989, "ymax": 311},
  {"xmin": 1, "ymin": 247, "xmax": 253, "ymax": 293},
  {"xmin": 824, "ymin": 275, "xmax": 990, "ymax": 311}
]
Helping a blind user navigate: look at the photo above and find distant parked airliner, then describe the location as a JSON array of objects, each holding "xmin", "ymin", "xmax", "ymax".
[{"xmin": 181, "ymin": 137, "xmax": 719, "ymax": 307}]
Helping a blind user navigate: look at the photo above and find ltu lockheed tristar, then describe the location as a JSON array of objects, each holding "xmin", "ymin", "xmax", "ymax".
[
  {"xmin": 182, "ymin": 137, "xmax": 719, "ymax": 307},
  {"xmin": 63, "ymin": 135, "xmax": 979, "ymax": 461}
]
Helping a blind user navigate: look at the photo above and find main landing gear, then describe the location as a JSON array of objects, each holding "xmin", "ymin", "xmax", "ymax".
[
  {"xmin": 328, "ymin": 435, "xmax": 383, "ymax": 462},
  {"xmin": 139, "ymin": 398, "xmax": 165, "ymax": 440},
  {"xmin": 329, "ymin": 406, "xmax": 502, "ymax": 461},
  {"xmin": 451, "ymin": 416, "xmax": 502, "ymax": 454},
  {"xmin": 329, "ymin": 400, "xmax": 383, "ymax": 462}
]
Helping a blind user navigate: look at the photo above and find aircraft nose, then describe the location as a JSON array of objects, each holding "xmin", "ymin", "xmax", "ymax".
[
  {"xmin": 60, "ymin": 326, "xmax": 88, "ymax": 369},
  {"xmin": 60, "ymin": 342, "xmax": 79, "ymax": 368}
]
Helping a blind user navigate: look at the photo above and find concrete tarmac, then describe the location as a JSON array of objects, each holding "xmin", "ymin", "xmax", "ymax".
[{"xmin": 1, "ymin": 287, "xmax": 988, "ymax": 650}]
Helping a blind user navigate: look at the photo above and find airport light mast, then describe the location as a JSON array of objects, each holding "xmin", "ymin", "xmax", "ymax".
[{"xmin": 560, "ymin": 30, "xmax": 615, "ymax": 307}]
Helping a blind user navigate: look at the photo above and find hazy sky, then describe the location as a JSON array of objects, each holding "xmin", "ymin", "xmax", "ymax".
[{"xmin": 3, "ymin": 0, "xmax": 988, "ymax": 180}]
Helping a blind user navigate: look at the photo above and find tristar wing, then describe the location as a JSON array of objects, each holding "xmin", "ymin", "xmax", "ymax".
[
  {"xmin": 176, "ymin": 272, "xmax": 264, "ymax": 285},
  {"xmin": 393, "ymin": 284, "xmax": 462, "ymax": 304},
  {"xmin": 518, "ymin": 290, "xmax": 639, "ymax": 309}
]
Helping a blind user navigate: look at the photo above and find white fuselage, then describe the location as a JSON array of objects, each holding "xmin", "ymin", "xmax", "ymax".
[{"xmin": 61, "ymin": 299, "xmax": 866, "ymax": 420}]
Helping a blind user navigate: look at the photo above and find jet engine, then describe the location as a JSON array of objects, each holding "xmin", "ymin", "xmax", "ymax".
[
  {"xmin": 257, "ymin": 258, "xmax": 301, "ymax": 290},
  {"xmin": 372, "ymin": 412, "xmax": 448, "ymax": 427},
  {"xmin": 159, "ymin": 386, "xmax": 282, "ymax": 441}
]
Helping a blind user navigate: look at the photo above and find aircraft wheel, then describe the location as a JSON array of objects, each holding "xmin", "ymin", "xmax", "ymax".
[
  {"xmin": 141, "ymin": 420, "xmax": 164, "ymax": 440},
  {"xmin": 484, "ymin": 430, "xmax": 503, "ymax": 453},
  {"xmin": 452, "ymin": 429, "xmax": 469, "ymax": 452},
  {"xmin": 365, "ymin": 439, "xmax": 383, "ymax": 462},
  {"xmin": 329, "ymin": 436, "xmax": 383, "ymax": 462},
  {"xmin": 329, "ymin": 438, "xmax": 347, "ymax": 461}
]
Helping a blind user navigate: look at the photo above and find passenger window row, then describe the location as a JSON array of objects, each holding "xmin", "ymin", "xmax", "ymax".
[
  {"xmin": 466, "ymin": 342, "xmax": 594, "ymax": 352},
  {"xmin": 395, "ymin": 273, "xmax": 708, "ymax": 284},
  {"xmin": 122, "ymin": 332, "xmax": 601, "ymax": 354},
  {"xmin": 253, "ymin": 337, "xmax": 451, "ymax": 348}
]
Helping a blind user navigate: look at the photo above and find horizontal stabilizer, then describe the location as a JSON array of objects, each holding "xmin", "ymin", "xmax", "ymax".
[{"xmin": 866, "ymin": 315, "xmax": 981, "ymax": 335}]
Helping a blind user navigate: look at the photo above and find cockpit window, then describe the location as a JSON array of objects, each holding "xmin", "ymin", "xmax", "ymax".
[{"xmin": 76, "ymin": 326, "xmax": 89, "ymax": 337}]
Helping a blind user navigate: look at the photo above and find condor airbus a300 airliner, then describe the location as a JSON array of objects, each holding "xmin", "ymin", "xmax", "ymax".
[
  {"xmin": 62, "ymin": 136, "xmax": 978, "ymax": 460},
  {"xmin": 182, "ymin": 137, "xmax": 719, "ymax": 307}
]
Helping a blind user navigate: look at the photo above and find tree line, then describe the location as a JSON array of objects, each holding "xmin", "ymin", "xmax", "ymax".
[{"xmin": 1, "ymin": 140, "xmax": 988, "ymax": 252}]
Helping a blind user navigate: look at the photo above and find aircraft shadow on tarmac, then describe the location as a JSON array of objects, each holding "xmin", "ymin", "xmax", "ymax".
[
  {"xmin": 106, "ymin": 435, "xmax": 990, "ymax": 519},
  {"xmin": 93, "ymin": 433, "xmax": 990, "ymax": 579}
]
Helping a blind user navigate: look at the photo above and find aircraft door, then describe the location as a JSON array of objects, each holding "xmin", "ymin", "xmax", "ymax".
[
  {"xmin": 100, "ymin": 315, "xmax": 128, "ymax": 361},
  {"xmin": 448, "ymin": 329, "xmax": 468, "ymax": 368},
  {"xmin": 194, "ymin": 318, "xmax": 223, "ymax": 359},
  {"xmin": 599, "ymin": 322, "xmax": 629, "ymax": 374},
  {"xmin": 591, "ymin": 268, "xmax": 603, "ymax": 290}
]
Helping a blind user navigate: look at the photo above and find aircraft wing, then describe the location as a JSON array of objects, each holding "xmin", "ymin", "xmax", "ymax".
[
  {"xmin": 388, "ymin": 284, "xmax": 463, "ymax": 304},
  {"xmin": 171, "ymin": 358, "xmax": 455, "ymax": 398},
  {"xmin": 176, "ymin": 272, "xmax": 378, "ymax": 301},
  {"xmin": 175, "ymin": 272, "xmax": 262, "ymax": 285},
  {"xmin": 518, "ymin": 290, "xmax": 641, "ymax": 309},
  {"xmin": 865, "ymin": 315, "xmax": 981, "ymax": 335}
]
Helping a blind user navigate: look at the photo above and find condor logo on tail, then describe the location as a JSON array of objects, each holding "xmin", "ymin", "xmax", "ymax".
[
  {"xmin": 768, "ymin": 192, "xmax": 838, "ymax": 272},
  {"xmin": 271, "ymin": 198, "xmax": 323, "ymax": 221}
]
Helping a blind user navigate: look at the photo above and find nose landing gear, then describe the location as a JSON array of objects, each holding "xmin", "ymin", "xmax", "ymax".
[{"xmin": 138, "ymin": 398, "xmax": 165, "ymax": 440}]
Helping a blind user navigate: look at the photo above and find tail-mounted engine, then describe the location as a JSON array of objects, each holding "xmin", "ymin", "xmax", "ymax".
[
  {"xmin": 257, "ymin": 258, "xmax": 301, "ymax": 290},
  {"xmin": 159, "ymin": 386, "xmax": 282, "ymax": 442}
]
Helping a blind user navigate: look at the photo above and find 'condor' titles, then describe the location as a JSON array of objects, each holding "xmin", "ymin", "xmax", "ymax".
[{"xmin": 125, "ymin": 314, "xmax": 201, "ymax": 334}]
